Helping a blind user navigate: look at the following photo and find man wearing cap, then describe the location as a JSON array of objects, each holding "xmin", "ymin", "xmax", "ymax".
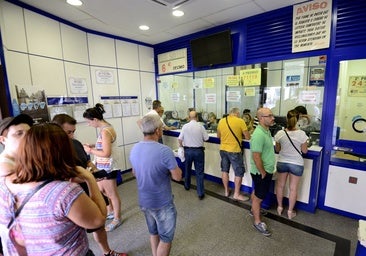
[
  {"xmin": 0, "ymin": 114, "xmax": 33, "ymax": 256},
  {"xmin": 0, "ymin": 114, "xmax": 34, "ymax": 176}
]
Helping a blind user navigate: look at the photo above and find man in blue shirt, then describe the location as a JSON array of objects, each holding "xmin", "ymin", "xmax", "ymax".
[{"xmin": 130, "ymin": 114, "xmax": 182, "ymax": 256}]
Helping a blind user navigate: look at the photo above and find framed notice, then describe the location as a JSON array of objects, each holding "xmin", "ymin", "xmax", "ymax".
[
  {"xmin": 348, "ymin": 76, "xmax": 366, "ymax": 97},
  {"xmin": 292, "ymin": 0, "xmax": 332, "ymax": 53}
]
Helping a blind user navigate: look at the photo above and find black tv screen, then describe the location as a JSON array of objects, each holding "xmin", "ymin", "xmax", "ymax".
[{"xmin": 190, "ymin": 30, "xmax": 233, "ymax": 68}]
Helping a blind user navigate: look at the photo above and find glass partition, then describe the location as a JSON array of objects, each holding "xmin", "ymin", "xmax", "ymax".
[
  {"xmin": 158, "ymin": 56, "xmax": 325, "ymax": 138},
  {"xmin": 332, "ymin": 59, "xmax": 366, "ymax": 162}
]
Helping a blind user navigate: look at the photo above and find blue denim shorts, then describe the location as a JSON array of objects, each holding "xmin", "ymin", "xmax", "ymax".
[
  {"xmin": 141, "ymin": 201, "xmax": 177, "ymax": 243},
  {"xmin": 276, "ymin": 162, "xmax": 304, "ymax": 177},
  {"xmin": 220, "ymin": 150, "xmax": 245, "ymax": 177}
]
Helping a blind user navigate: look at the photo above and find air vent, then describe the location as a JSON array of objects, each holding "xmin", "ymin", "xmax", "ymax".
[{"xmin": 150, "ymin": 0, "xmax": 191, "ymax": 8}]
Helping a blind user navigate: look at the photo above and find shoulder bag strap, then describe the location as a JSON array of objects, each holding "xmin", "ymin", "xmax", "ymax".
[
  {"xmin": 284, "ymin": 130, "xmax": 302, "ymax": 157},
  {"xmin": 225, "ymin": 116, "xmax": 242, "ymax": 148},
  {"xmin": 7, "ymin": 180, "xmax": 52, "ymax": 228}
]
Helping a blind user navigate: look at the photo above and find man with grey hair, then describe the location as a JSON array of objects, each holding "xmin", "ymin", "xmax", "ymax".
[
  {"xmin": 130, "ymin": 114, "xmax": 182, "ymax": 256},
  {"xmin": 217, "ymin": 107, "xmax": 251, "ymax": 201}
]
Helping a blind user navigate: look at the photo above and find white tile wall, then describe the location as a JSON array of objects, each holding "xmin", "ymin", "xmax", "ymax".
[
  {"xmin": 25, "ymin": 10, "xmax": 63, "ymax": 59},
  {"xmin": 61, "ymin": 24, "xmax": 89, "ymax": 64},
  {"xmin": 0, "ymin": 2, "xmax": 157, "ymax": 171}
]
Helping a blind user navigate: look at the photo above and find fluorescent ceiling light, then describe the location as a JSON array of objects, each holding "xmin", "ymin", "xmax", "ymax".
[
  {"xmin": 139, "ymin": 25, "xmax": 150, "ymax": 31},
  {"xmin": 172, "ymin": 10, "xmax": 184, "ymax": 17},
  {"xmin": 66, "ymin": 0, "xmax": 83, "ymax": 6}
]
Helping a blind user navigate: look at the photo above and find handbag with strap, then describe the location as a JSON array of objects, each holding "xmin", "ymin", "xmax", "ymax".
[
  {"xmin": 225, "ymin": 117, "xmax": 244, "ymax": 155},
  {"xmin": 284, "ymin": 130, "xmax": 303, "ymax": 157}
]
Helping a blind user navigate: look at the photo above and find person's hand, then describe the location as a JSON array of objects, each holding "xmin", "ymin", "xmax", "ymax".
[
  {"xmin": 70, "ymin": 166, "xmax": 94, "ymax": 183},
  {"xmin": 261, "ymin": 171, "xmax": 267, "ymax": 179},
  {"xmin": 83, "ymin": 144, "xmax": 92, "ymax": 154}
]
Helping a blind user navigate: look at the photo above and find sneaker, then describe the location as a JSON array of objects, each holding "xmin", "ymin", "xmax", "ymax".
[
  {"xmin": 104, "ymin": 250, "xmax": 128, "ymax": 256},
  {"xmin": 105, "ymin": 219, "xmax": 122, "ymax": 232},
  {"xmin": 249, "ymin": 209, "xmax": 268, "ymax": 217},
  {"xmin": 253, "ymin": 222, "xmax": 271, "ymax": 236}
]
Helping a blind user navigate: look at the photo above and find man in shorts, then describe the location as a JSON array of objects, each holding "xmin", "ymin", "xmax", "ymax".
[
  {"xmin": 130, "ymin": 114, "xmax": 182, "ymax": 256},
  {"xmin": 217, "ymin": 107, "xmax": 251, "ymax": 200},
  {"xmin": 249, "ymin": 108, "xmax": 276, "ymax": 236}
]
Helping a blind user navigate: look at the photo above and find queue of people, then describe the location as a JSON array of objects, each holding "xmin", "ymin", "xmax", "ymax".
[{"xmin": 0, "ymin": 103, "xmax": 310, "ymax": 255}]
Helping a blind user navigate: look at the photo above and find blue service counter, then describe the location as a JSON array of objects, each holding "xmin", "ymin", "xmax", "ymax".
[{"xmin": 163, "ymin": 129, "xmax": 323, "ymax": 213}]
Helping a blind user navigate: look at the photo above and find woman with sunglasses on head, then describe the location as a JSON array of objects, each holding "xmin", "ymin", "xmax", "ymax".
[{"xmin": 0, "ymin": 123, "xmax": 106, "ymax": 255}]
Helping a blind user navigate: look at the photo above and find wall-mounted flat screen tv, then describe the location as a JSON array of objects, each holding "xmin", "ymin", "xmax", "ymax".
[{"xmin": 190, "ymin": 29, "xmax": 233, "ymax": 68}]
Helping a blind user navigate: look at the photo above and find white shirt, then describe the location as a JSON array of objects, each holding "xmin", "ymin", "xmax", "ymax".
[
  {"xmin": 144, "ymin": 109, "xmax": 166, "ymax": 127},
  {"xmin": 274, "ymin": 129, "xmax": 308, "ymax": 165},
  {"xmin": 178, "ymin": 120, "xmax": 209, "ymax": 147}
]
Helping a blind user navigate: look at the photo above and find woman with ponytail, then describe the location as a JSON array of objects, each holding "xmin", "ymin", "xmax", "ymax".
[
  {"xmin": 274, "ymin": 109, "xmax": 308, "ymax": 220},
  {"xmin": 83, "ymin": 103, "xmax": 122, "ymax": 232}
]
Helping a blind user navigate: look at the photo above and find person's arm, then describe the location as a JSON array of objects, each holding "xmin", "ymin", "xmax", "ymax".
[
  {"xmin": 170, "ymin": 166, "xmax": 182, "ymax": 181},
  {"xmin": 86, "ymin": 160, "xmax": 98, "ymax": 172},
  {"xmin": 68, "ymin": 167, "xmax": 107, "ymax": 229},
  {"xmin": 243, "ymin": 130, "xmax": 251, "ymax": 140},
  {"xmin": 84, "ymin": 129, "xmax": 113, "ymax": 157},
  {"xmin": 301, "ymin": 141, "xmax": 308, "ymax": 154},
  {"xmin": 275, "ymin": 142, "xmax": 281, "ymax": 153},
  {"xmin": 178, "ymin": 139, "xmax": 183, "ymax": 147},
  {"xmin": 252, "ymin": 152, "xmax": 267, "ymax": 179}
]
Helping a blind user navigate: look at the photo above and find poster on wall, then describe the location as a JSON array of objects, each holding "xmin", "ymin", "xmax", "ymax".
[
  {"xmin": 284, "ymin": 61, "xmax": 304, "ymax": 87},
  {"xmin": 226, "ymin": 75, "xmax": 240, "ymax": 86},
  {"xmin": 101, "ymin": 96, "xmax": 140, "ymax": 116},
  {"xmin": 240, "ymin": 68, "xmax": 261, "ymax": 86},
  {"xmin": 348, "ymin": 76, "xmax": 366, "ymax": 97},
  {"xmin": 47, "ymin": 96, "xmax": 89, "ymax": 122},
  {"xmin": 203, "ymin": 78, "xmax": 215, "ymax": 88},
  {"xmin": 205, "ymin": 93, "xmax": 217, "ymax": 104},
  {"xmin": 309, "ymin": 67, "xmax": 325, "ymax": 86},
  {"xmin": 69, "ymin": 77, "xmax": 88, "ymax": 94},
  {"xmin": 158, "ymin": 48, "xmax": 188, "ymax": 75},
  {"xmin": 298, "ymin": 90, "xmax": 321, "ymax": 104},
  {"xmin": 226, "ymin": 91, "xmax": 241, "ymax": 102},
  {"xmin": 15, "ymin": 85, "xmax": 49, "ymax": 123},
  {"xmin": 95, "ymin": 70, "xmax": 114, "ymax": 84},
  {"xmin": 292, "ymin": 0, "xmax": 332, "ymax": 53}
]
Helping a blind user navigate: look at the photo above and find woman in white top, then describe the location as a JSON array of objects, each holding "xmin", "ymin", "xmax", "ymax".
[
  {"xmin": 83, "ymin": 103, "xmax": 122, "ymax": 232},
  {"xmin": 274, "ymin": 109, "xmax": 308, "ymax": 219}
]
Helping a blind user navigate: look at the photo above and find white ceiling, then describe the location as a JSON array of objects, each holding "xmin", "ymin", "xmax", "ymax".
[{"xmin": 18, "ymin": 0, "xmax": 306, "ymax": 45}]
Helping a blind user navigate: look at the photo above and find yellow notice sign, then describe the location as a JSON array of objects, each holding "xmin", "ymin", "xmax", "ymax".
[
  {"xmin": 203, "ymin": 78, "xmax": 215, "ymax": 88},
  {"xmin": 240, "ymin": 68, "xmax": 261, "ymax": 86},
  {"xmin": 226, "ymin": 75, "xmax": 240, "ymax": 86}
]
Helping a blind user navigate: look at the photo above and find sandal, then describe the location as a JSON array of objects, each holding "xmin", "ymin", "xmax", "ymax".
[
  {"xmin": 105, "ymin": 219, "xmax": 122, "ymax": 232},
  {"xmin": 104, "ymin": 250, "xmax": 128, "ymax": 256},
  {"xmin": 106, "ymin": 212, "xmax": 114, "ymax": 220},
  {"xmin": 277, "ymin": 206, "xmax": 283, "ymax": 216},
  {"xmin": 287, "ymin": 210, "xmax": 297, "ymax": 220}
]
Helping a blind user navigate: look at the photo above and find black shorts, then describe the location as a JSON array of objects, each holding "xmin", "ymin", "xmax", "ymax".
[
  {"xmin": 92, "ymin": 169, "xmax": 118, "ymax": 180},
  {"xmin": 251, "ymin": 173, "xmax": 273, "ymax": 200}
]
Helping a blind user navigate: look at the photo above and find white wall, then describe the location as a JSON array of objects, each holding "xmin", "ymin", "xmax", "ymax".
[{"xmin": 0, "ymin": 1, "xmax": 156, "ymax": 171}]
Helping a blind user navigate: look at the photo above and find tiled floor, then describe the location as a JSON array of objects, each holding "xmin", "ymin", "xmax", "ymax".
[{"xmin": 88, "ymin": 172, "xmax": 358, "ymax": 256}]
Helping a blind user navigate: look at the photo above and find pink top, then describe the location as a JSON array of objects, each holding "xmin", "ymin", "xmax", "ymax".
[{"xmin": 0, "ymin": 179, "xmax": 89, "ymax": 256}]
